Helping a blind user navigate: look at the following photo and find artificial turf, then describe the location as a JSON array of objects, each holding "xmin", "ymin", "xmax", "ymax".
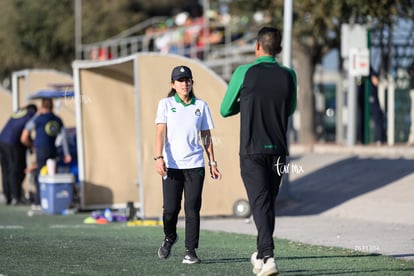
[{"xmin": 0, "ymin": 205, "xmax": 413, "ymax": 275}]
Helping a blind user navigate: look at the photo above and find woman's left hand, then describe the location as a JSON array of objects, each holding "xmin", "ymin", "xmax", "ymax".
[{"xmin": 210, "ymin": 165, "xmax": 222, "ymax": 180}]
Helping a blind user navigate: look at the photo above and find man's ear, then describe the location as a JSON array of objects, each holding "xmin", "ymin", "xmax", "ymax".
[{"xmin": 255, "ymin": 42, "xmax": 261, "ymax": 51}]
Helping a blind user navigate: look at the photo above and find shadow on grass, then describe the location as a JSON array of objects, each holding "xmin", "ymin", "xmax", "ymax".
[
  {"xmin": 202, "ymin": 257, "xmax": 248, "ymax": 264},
  {"xmin": 202, "ymin": 253, "xmax": 381, "ymax": 264},
  {"xmin": 281, "ymin": 253, "xmax": 414, "ymax": 275},
  {"xmin": 392, "ymin": 253, "xmax": 414, "ymax": 258},
  {"xmin": 282, "ymin": 267, "xmax": 414, "ymax": 275},
  {"xmin": 279, "ymin": 253, "xmax": 381, "ymax": 260},
  {"xmin": 201, "ymin": 253, "xmax": 414, "ymax": 275}
]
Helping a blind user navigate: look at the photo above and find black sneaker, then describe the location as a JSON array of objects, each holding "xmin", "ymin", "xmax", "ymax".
[
  {"xmin": 182, "ymin": 249, "xmax": 201, "ymax": 264},
  {"xmin": 157, "ymin": 235, "xmax": 178, "ymax": 260}
]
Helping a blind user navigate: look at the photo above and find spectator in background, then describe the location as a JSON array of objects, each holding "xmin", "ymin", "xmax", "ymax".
[
  {"xmin": 90, "ymin": 47, "xmax": 112, "ymax": 61},
  {"xmin": 357, "ymin": 67, "xmax": 387, "ymax": 145},
  {"xmin": 142, "ymin": 5, "xmax": 224, "ymax": 59},
  {"xmin": 0, "ymin": 104, "xmax": 37, "ymax": 205},
  {"xmin": 407, "ymin": 62, "xmax": 414, "ymax": 146},
  {"xmin": 20, "ymin": 98, "xmax": 71, "ymax": 209}
]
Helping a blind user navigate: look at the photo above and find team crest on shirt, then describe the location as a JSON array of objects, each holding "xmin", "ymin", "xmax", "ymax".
[
  {"xmin": 45, "ymin": 121, "xmax": 60, "ymax": 136},
  {"xmin": 195, "ymin": 109, "xmax": 201, "ymax": 116}
]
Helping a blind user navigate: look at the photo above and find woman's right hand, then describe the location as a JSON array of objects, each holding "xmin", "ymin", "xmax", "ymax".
[{"xmin": 155, "ymin": 159, "xmax": 167, "ymax": 176}]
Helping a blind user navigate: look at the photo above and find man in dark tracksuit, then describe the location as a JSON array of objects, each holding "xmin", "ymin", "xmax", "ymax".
[
  {"xmin": 0, "ymin": 104, "xmax": 37, "ymax": 205},
  {"xmin": 220, "ymin": 27, "xmax": 297, "ymax": 276}
]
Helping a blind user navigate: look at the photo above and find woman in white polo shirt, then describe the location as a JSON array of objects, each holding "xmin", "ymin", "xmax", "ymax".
[{"xmin": 155, "ymin": 65, "xmax": 222, "ymax": 264}]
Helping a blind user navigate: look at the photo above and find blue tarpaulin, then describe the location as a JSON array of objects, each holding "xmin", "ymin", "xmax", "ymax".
[{"xmin": 29, "ymin": 90, "xmax": 74, "ymax": 99}]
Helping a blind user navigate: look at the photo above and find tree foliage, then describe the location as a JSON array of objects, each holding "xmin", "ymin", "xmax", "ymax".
[
  {"xmin": 1, "ymin": 0, "xmax": 413, "ymax": 143},
  {"xmin": 0, "ymin": 0, "xmax": 194, "ymax": 82},
  {"xmin": 229, "ymin": 0, "xmax": 414, "ymax": 144},
  {"xmin": 230, "ymin": 0, "xmax": 413, "ymax": 65}
]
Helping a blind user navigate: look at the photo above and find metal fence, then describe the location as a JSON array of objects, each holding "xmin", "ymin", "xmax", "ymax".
[{"xmin": 79, "ymin": 17, "xmax": 258, "ymax": 80}]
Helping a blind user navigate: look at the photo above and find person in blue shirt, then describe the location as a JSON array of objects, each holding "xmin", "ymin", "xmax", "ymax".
[
  {"xmin": 21, "ymin": 98, "xmax": 71, "ymax": 208},
  {"xmin": 0, "ymin": 104, "xmax": 37, "ymax": 205}
]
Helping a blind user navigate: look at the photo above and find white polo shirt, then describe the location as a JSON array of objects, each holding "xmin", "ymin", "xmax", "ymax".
[{"xmin": 155, "ymin": 94, "xmax": 214, "ymax": 169}]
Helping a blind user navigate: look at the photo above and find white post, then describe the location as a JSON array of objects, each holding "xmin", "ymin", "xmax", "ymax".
[
  {"xmin": 75, "ymin": 0, "xmax": 82, "ymax": 59},
  {"xmin": 72, "ymin": 64, "xmax": 85, "ymax": 208},
  {"xmin": 346, "ymin": 72, "xmax": 357, "ymax": 146},
  {"xmin": 336, "ymin": 74, "xmax": 344, "ymax": 144},
  {"xmin": 11, "ymin": 72, "xmax": 19, "ymax": 112},
  {"xmin": 387, "ymin": 74, "xmax": 395, "ymax": 145},
  {"xmin": 202, "ymin": 0, "xmax": 210, "ymax": 60},
  {"xmin": 282, "ymin": 0, "xmax": 292, "ymax": 67},
  {"xmin": 279, "ymin": 0, "xmax": 293, "ymax": 200}
]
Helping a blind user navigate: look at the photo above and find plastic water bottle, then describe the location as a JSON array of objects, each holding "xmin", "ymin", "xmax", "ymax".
[
  {"xmin": 61, "ymin": 209, "xmax": 76, "ymax": 215},
  {"xmin": 104, "ymin": 208, "xmax": 113, "ymax": 222}
]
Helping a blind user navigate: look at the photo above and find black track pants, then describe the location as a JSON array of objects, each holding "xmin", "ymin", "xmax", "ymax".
[
  {"xmin": 240, "ymin": 155, "xmax": 284, "ymax": 258},
  {"xmin": 162, "ymin": 167, "xmax": 205, "ymax": 250}
]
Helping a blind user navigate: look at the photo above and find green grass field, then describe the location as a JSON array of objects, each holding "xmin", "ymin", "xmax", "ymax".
[{"xmin": 0, "ymin": 205, "xmax": 413, "ymax": 275}]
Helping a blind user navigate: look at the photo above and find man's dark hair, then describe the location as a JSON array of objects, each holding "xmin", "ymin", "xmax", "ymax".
[
  {"xmin": 26, "ymin": 104, "xmax": 37, "ymax": 113},
  {"xmin": 257, "ymin": 27, "xmax": 282, "ymax": 56}
]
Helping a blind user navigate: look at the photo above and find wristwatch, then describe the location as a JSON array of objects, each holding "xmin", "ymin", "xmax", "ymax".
[
  {"xmin": 153, "ymin": 156, "xmax": 164, "ymax": 161},
  {"xmin": 209, "ymin": 161, "xmax": 217, "ymax": 166}
]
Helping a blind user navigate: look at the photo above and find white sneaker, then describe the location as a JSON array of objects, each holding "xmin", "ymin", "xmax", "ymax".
[
  {"xmin": 182, "ymin": 249, "xmax": 201, "ymax": 264},
  {"xmin": 257, "ymin": 257, "xmax": 278, "ymax": 276},
  {"xmin": 251, "ymin": 252, "xmax": 263, "ymax": 274}
]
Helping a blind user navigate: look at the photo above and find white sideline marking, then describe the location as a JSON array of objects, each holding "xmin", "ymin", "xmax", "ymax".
[
  {"xmin": 50, "ymin": 224, "xmax": 97, "ymax": 228},
  {"xmin": 0, "ymin": 225, "xmax": 24, "ymax": 229}
]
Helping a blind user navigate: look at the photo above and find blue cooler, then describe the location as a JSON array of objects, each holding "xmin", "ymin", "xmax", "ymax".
[{"xmin": 39, "ymin": 173, "xmax": 74, "ymax": 215}]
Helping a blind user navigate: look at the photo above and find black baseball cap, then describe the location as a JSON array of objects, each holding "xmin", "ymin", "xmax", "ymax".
[{"xmin": 171, "ymin": 65, "xmax": 193, "ymax": 81}]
